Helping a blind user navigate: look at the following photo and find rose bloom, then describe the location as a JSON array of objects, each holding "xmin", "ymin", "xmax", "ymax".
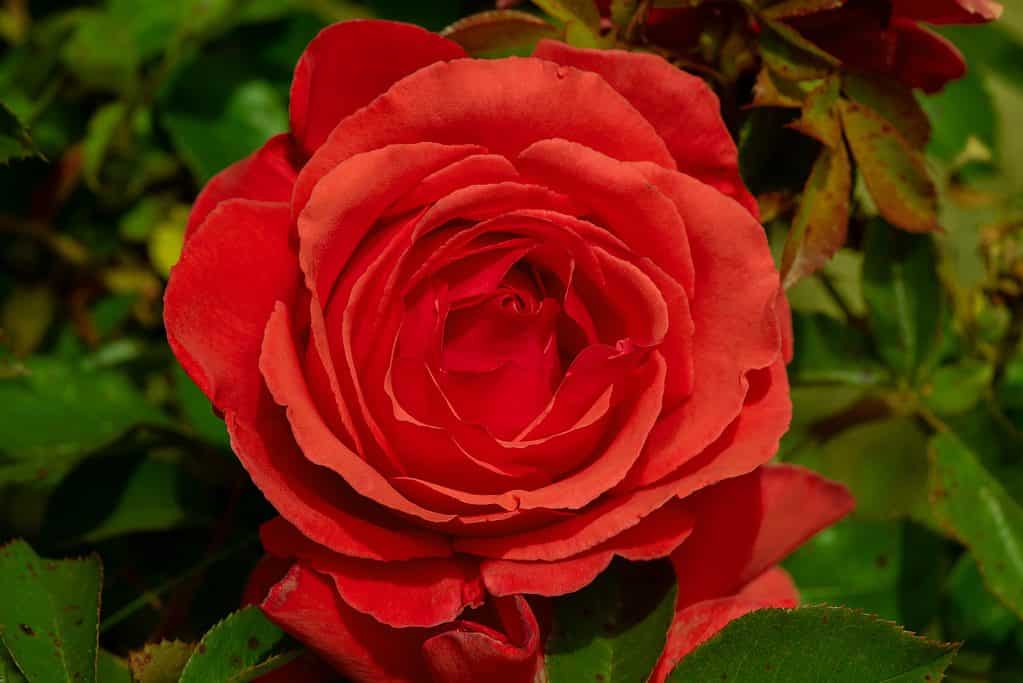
[
  {"xmin": 165, "ymin": 19, "xmax": 853, "ymax": 683},
  {"xmin": 591, "ymin": 0, "xmax": 1002, "ymax": 93}
]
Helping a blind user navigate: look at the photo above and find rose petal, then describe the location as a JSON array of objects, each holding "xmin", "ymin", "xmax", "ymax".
[
  {"xmin": 261, "ymin": 517, "xmax": 484, "ymax": 628},
  {"xmin": 618, "ymin": 164, "xmax": 783, "ymax": 489},
  {"xmin": 670, "ymin": 464, "xmax": 853, "ymax": 608},
  {"xmin": 289, "ymin": 20, "xmax": 466, "ymax": 156},
  {"xmin": 481, "ymin": 498, "xmax": 694, "ymax": 596},
  {"xmin": 293, "ymin": 57, "xmax": 677, "ymax": 214},
  {"xmin": 261, "ymin": 564, "xmax": 429, "ymax": 682},
  {"xmin": 165, "ymin": 199, "xmax": 298, "ymax": 416},
  {"xmin": 889, "ymin": 19, "xmax": 967, "ymax": 94},
  {"xmin": 532, "ymin": 41, "xmax": 758, "ymax": 217},
  {"xmin": 893, "ymin": 0, "xmax": 1002, "ymax": 24},
  {"xmin": 185, "ymin": 135, "xmax": 301, "ymax": 242},
  {"xmin": 422, "ymin": 596, "xmax": 544, "ymax": 683}
]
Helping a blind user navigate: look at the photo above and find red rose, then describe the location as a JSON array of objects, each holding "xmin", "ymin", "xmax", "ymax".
[{"xmin": 165, "ymin": 20, "xmax": 852, "ymax": 682}]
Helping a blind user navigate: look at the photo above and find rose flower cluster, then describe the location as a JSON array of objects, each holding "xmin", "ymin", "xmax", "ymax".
[{"xmin": 165, "ymin": 19, "xmax": 854, "ymax": 683}]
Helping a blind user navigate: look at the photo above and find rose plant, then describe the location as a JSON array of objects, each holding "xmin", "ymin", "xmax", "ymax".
[{"xmin": 164, "ymin": 18, "xmax": 854, "ymax": 682}]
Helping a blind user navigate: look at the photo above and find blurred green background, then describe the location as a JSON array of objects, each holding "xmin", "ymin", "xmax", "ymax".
[{"xmin": 0, "ymin": 1, "xmax": 1021, "ymax": 681}]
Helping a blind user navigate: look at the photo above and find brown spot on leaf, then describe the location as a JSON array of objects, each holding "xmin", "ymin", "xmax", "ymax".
[{"xmin": 19, "ymin": 624, "xmax": 34, "ymax": 636}]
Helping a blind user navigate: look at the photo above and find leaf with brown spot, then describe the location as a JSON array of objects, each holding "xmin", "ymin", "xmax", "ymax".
[
  {"xmin": 129, "ymin": 641, "xmax": 194, "ymax": 683},
  {"xmin": 842, "ymin": 73, "xmax": 931, "ymax": 150},
  {"xmin": 839, "ymin": 101, "xmax": 939, "ymax": 233},
  {"xmin": 178, "ymin": 607, "xmax": 301, "ymax": 683},
  {"xmin": 929, "ymin": 433, "xmax": 1023, "ymax": 621},
  {"xmin": 0, "ymin": 541, "xmax": 101, "ymax": 683},
  {"xmin": 790, "ymin": 76, "xmax": 842, "ymax": 148},
  {"xmin": 781, "ymin": 140, "xmax": 852, "ymax": 288}
]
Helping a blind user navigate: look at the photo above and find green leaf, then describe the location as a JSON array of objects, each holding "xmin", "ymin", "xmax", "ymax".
[
  {"xmin": 1, "ymin": 646, "xmax": 28, "ymax": 683},
  {"xmin": 930, "ymin": 432, "xmax": 1023, "ymax": 621},
  {"xmin": 921, "ymin": 362, "xmax": 993, "ymax": 416},
  {"xmin": 178, "ymin": 606, "xmax": 301, "ymax": 683},
  {"xmin": 42, "ymin": 453, "xmax": 211, "ymax": 544},
  {"xmin": 668, "ymin": 606, "xmax": 958, "ymax": 682},
  {"xmin": 174, "ymin": 366, "xmax": 230, "ymax": 448},
  {"xmin": 789, "ymin": 417, "xmax": 932, "ymax": 523},
  {"xmin": 130, "ymin": 641, "xmax": 195, "ymax": 683},
  {"xmin": 0, "ymin": 540, "xmax": 102, "ymax": 683},
  {"xmin": 788, "ymin": 313, "xmax": 886, "ymax": 385},
  {"xmin": 943, "ymin": 554, "xmax": 1019, "ymax": 646},
  {"xmin": 0, "ymin": 357, "xmax": 167, "ymax": 471},
  {"xmin": 0, "ymin": 101, "xmax": 40, "ymax": 165},
  {"xmin": 546, "ymin": 562, "xmax": 675, "ymax": 683},
  {"xmin": 839, "ymin": 100, "xmax": 939, "ymax": 233},
  {"xmin": 784, "ymin": 519, "xmax": 944, "ymax": 631},
  {"xmin": 780, "ymin": 142, "xmax": 852, "ymax": 288},
  {"xmin": 97, "ymin": 651, "xmax": 130, "ymax": 683},
  {"xmin": 441, "ymin": 10, "xmax": 558, "ymax": 58},
  {"xmin": 161, "ymin": 63, "xmax": 288, "ymax": 183},
  {"xmin": 921, "ymin": 67, "xmax": 998, "ymax": 164},
  {"xmin": 61, "ymin": 10, "xmax": 141, "ymax": 93},
  {"xmin": 862, "ymin": 221, "xmax": 946, "ymax": 382}
]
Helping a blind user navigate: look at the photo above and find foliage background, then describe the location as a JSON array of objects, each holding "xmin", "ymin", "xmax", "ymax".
[{"xmin": 0, "ymin": 0, "xmax": 1021, "ymax": 681}]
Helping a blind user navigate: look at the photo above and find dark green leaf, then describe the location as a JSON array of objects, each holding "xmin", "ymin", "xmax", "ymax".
[
  {"xmin": 784, "ymin": 519, "xmax": 944, "ymax": 631},
  {"xmin": 0, "ymin": 101, "xmax": 40, "ymax": 165},
  {"xmin": 178, "ymin": 606, "xmax": 300, "ymax": 683},
  {"xmin": 0, "ymin": 357, "xmax": 168, "ymax": 477},
  {"xmin": 160, "ymin": 54, "xmax": 288, "ymax": 183},
  {"xmin": 862, "ymin": 221, "xmax": 946, "ymax": 381},
  {"xmin": 943, "ymin": 554, "xmax": 1019, "ymax": 646},
  {"xmin": 788, "ymin": 313, "xmax": 885, "ymax": 385},
  {"xmin": 760, "ymin": 0, "xmax": 845, "ymax": 20},
  {"xmin": 546, "ymin": 562, "xmax": 675, "ymax": 683},
  {"xmin": 174, "ymin": 365, "xmax": 230, "ymax": 448},
  {"xmin": 97, "ymin": 651, "xmax": 130, "ymax": 683},
  {"xmin": 840, "ymin": 101, "xmax": 939, "ymax": 233},
  {"xmin": 668, "ymin": 606, "xmax": 957, "ymax": 682},
  {"xmin": 0, "ymin": 540, "xmax": 101, "ymax": 683},
  {"xmin": 930, "ymin": 433, "xmax": 1023, "ymax": 621},
  {"xmin": 130, "ymin": 641, "xmax": 195, "ymax": 683}
]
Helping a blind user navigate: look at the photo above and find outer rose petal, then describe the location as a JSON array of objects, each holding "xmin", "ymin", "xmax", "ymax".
[
  {"xmin": 243, "ymin": 556, "xmax": 340, "ymax": 683},
  {"xmin": 262, "ymin": 564, "xmax": 429, "ymax": 682},
  {"xmin": 165, "ymin": 200, "xmax": 299, "ymax": 417},
  {"xmin": 289, "ymin": 20, "xmax": 466, "ymax": 156},
  {"xmin": 893, "ymin": 0, "xmax": 1003, "ymax": 24},
  {"xmin": 422, "ymin": 596, "xmax": 544, "ymax": 683},
  {"xmin": 670, "ymin": 464, "xmax": 853, "ymax": 608},
  {"xmin": 531, "ymin": 41, "xmax": 758, "ymax": 217},
  {"xmin": 293, "ymin": 57, "xmax": 677, "ymax": 215},
  {"xmin": 648, "ymin": 569, "xmax": 799, "ymax": 683},
  {"xmin": 481, "ymin": 498, "xmax": 695, "ymax": 597},
  {"xmin": 618, "ymin": 164, "xmax": 784, "ymax": 489},
  {"xmin": 185, "ymin": 135, "xmax": 301, "ymax": 242},
  {"xmin": 261, "ymin": 516, "xmax": 484, "ymax": 628}
]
